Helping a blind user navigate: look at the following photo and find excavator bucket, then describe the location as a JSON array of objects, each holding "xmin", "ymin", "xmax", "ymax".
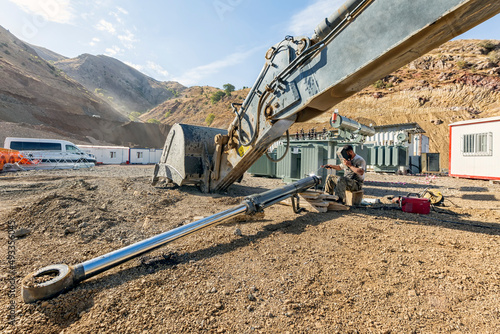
[{"xmin": 152, "ymin": 123, "xmax": 227, "ymax": 191}]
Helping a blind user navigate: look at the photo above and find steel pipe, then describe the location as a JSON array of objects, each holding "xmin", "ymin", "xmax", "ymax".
[
  {"xmin": 76, "ymin": 204, "xmax": 248, "ymax": 281},
  {"xmin": 22, "ymin": 175, "xmax": 320, "ymax": 303}
]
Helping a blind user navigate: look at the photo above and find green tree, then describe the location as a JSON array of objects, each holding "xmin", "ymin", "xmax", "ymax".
[
  {"xmin": 223, "ymin": 83, "xmax": 235, "ymax": 96},
  {"xmin": 205, "ymin": 113, "xmax": 216, "ymax": 126},
  {"xmin": 147, "ymin": 118, "xmax": 161, "ymax": 124}
]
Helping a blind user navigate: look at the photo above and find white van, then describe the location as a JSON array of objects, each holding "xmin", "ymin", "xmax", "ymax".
[{"xmin": 3, "ymin": 137, "xmax": 96, "ymax": 169}]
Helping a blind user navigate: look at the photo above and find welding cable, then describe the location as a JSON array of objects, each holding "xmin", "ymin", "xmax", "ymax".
[
  {"xmin": 265, "ymin": 130, "xmax": 290, "ymax": 163},
  {"xmin": 364, "ymin": 207, "xmax": 498, "ymax": 230}
]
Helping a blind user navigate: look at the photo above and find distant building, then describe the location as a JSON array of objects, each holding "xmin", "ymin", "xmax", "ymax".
[
  {"xmin": 79, "ymin": 145, "xmax": 130, "ymax": 165},
  {"xmin": 79, "ymin": 145, "xmax": 163, "ymax": 165},
  {"xmin": 449, "ymin": 116, "xmax": 500, "ymax": 180},
  {"xmin": 129, "ymin": 148, "xmax": 163, "ymax": 165}
]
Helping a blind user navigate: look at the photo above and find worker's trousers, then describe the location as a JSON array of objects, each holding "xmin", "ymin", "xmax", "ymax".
[{"xmin": 324, "ymin": 175, "xmax": 362, "ymax": 202}]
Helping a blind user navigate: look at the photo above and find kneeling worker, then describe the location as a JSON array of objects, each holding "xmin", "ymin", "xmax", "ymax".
[{"xmin": 322, "ymin": 145, "xmax": 366, "ymax": 204}]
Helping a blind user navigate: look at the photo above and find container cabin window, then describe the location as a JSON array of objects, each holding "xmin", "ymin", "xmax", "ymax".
[
  {"xmin": 462, "ymin": 132, "xmax": 492, "ymax": 156},
  {"xmin": 110, "ymin": 152, "xmax": 117, "ymax": 158},
  {"xmin": 137, "ymin": 152, "xmax": 143, "ymax": 159}
]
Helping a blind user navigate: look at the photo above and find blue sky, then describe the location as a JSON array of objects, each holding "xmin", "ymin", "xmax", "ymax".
[{"xmin": 0, "ymin": 0, "xmax": 499, "ymax": 89}]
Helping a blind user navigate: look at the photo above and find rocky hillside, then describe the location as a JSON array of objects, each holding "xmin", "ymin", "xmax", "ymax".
[
  {"xmin": 144, "ymin": 39, "xmax": 500, "ymax": 170},
  {"xmin": 52, "ymin": 54, "xmax": 185, "ymax": 115},
  {"xmin": 1, "ymin": 27, "xmax": 498, "ymax": 159},
  {"xmin": 140, "ymin": 85, "xmax": 248, "ymax": 129},
  {"xmin": 0, "ymin": 26, "xmax": 127, "ymax": 124},
  {"xmin": 0, "ymin": 25, "xmax": 168, "ymax": 148},
  {"xmin": 302, "ymin": 39, "xmax": 500, "ymax": 169},
  {"xmin": 28, "ymin": 43, "xmax": 67, "ymax": 62}
]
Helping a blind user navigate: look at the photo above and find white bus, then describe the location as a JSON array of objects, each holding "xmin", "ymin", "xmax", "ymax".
[{"xmin": 3, "ymin": 137, "xmax": 96, "ymax": 170}]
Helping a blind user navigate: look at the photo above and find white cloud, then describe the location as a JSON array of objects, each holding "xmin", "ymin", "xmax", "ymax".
[
  {"xmin": 95, "ymin": 19, "xmax": 116, "ymax": 35},
  {"xmin": 96, "ymin": 7, "xmax": 136, "ymax": 49},
  {"xmin": 109, "ymin": 11, "xmax": 123, "ymax": 24},
  {"xmin": 124, "ymin": 61, "xmax": 144, "ymax": 72},
  {"xmin": 146, "ymin": 61, "xmax": 169, "ymax": 78},
  {"xmin": 173, "ymin": 47, "xmax": 262, "ymax": 86},
  {"xmin": 116, "ymin": 6, "xmax": 128, "ymax": 15},
  {"xmin": 8, "ymin": 0, "xmax": 75, "ymax": 24},
  {"xmin": 124, "ymin": 60, "xmax": 169, "ymax": 80},
  {"xmin": 118, "ymin": 30, "xmax": 137, "ymax": 49},
  {"xmin": 288, "ymin": 0, "xmax": 344, "ymax": 36},
  {"xmin": 104, "ymin": 45, "xmax": 122, "ymax": 56},
  {"xmin": 89, "ymin": 37, "xmax": 100, "ymax": 46}
]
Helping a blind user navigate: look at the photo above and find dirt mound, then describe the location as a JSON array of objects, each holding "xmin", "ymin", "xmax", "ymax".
[{"xmin": 1, "ymin": 166, "xmax": 500, "ymax": 333}]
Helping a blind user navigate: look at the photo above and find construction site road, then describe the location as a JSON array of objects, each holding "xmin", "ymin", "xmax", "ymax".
[{"xmin": 1, "ymin": 165, "xmax": 500, "ymax": 333}]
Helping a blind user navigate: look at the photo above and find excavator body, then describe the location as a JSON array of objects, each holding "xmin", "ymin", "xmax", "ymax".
[{"xmin": 153, "ymin": 0, "xmax": 500, "ymax": 192}]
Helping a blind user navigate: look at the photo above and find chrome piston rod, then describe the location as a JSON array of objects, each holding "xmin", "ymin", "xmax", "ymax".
[{"xmin": 22, "ymin": 175, "xmax": 320, "ymax": 303}]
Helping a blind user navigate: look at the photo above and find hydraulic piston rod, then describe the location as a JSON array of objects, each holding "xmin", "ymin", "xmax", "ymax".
[{"xmin": 21, "ymin": 175, "xmax": 320, "ymax": 303}]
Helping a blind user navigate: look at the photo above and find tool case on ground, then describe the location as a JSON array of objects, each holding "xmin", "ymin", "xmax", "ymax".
[{"xmin": 400, "ymin": 193, "xmax": 430, "ymax": 214}]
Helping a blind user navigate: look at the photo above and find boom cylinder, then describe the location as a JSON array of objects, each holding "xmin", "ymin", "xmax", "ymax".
[{"xmin": 21, "ymin": 175, "xmax": 320, "ymax": 303}]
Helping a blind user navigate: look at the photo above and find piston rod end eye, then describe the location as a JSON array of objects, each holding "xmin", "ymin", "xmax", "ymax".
[{"xmin": 21, "ymin": 264, "xmax": 76, "ymax": 303}]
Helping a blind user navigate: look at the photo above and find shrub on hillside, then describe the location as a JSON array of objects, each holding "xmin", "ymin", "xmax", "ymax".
[
  {"xmin": 373, "ymin": 80, "xmax": 385, "ymax": 89},
  {"xmin": 129, "ymin": 111, "xmax": 141, "ymax": 122},
  {"xmin": 147, "ymin": 118, "xmax": 160, "ymax": 124},
  {"xmin": 373, "ymin": 79, "xmax": 392, "ymax": 89},
  {"xmin": 205, "ymin": 113, "xmax": 216, "ymax": 126},
  {"xmin": 488, "ymin": 50, "xmax": 500, "ymax": 65},
  {"xmin": 479, "ymin": 40, "xmax": 497, "ymax": 54},
  {"xmin": 210, "ymin": 91, "xmax": 225, "ymax": 104},
  {"xmin": 456, "ymin": 60, "xmax": 469, "ymax": 69}
]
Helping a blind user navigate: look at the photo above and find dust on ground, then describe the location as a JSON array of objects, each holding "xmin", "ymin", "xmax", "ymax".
[{"xmin": 1, "ymin": 165, "xmax": 500, "ymax": 333}]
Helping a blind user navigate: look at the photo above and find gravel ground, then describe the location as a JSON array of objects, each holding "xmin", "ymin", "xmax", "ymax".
[{"xmin": 1, "ymin": 165, "xmax": 500, "ymax": 333}]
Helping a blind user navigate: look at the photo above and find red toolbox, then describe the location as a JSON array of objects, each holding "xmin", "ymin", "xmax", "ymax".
[{"xmin": 400, "ymin": 194, "xmax": 430, "ymax": 214}]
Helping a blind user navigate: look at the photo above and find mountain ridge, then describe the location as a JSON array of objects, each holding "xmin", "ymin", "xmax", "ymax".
[
  {"xmin": 1, "ymin": 23, "xmax": 499, "ymax": 164},
  {"xmin": 53, "ymin": 53, "xmax": 185, "ymax": 115},
  {"xmin": 0, "ymin": 25, "xmax": 169, "ymax": 148}
]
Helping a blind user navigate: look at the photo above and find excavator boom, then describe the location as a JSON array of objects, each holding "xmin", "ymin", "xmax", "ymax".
[{"xmin": 153, "ymin": 0, "xmax": 500, "ymax": 192}]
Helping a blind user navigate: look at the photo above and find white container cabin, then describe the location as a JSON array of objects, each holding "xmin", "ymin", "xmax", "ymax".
[
  {"xmin": 449, "ymin": 116, "xmax": 500, "ymax": 180},
  {"xmin": 79, "ymin": 145, "xmax": 130, "ymax": 165},
  {"xmin": 130, "ymin": 148, "xmax": 162, "ymax": 164},
  {"xmin": 79, "ymin": 146, "xmax": 163, "ymax": 165}
]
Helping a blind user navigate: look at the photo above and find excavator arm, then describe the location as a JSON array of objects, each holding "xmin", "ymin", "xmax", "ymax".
[{"xmin": 153, "ymin": 0, "xmax": 500, "ymax": 192}]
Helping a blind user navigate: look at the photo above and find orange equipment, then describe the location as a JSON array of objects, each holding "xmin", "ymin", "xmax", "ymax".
[{"xmin": 0, "ymin": 148, "xmax": 32, "ymax": 171}]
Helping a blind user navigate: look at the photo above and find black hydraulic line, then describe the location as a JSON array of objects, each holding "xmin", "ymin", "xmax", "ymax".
[
  {"xmin": 266, "ymin": 130, "xmax": 290, "ymax": 163},
  {"xmin": 238, "ymin": 89, "xmax": 270, "ymax": 147},
  {"xmin": 268, "ymin": 0, "xmax": 372, "ymax": 87}
]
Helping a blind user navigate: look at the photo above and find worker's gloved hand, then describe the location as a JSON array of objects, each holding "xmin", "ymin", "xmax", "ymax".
[{"xmin": 321, "ymin": 164, "xmax": 332, "ymax": 169}]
